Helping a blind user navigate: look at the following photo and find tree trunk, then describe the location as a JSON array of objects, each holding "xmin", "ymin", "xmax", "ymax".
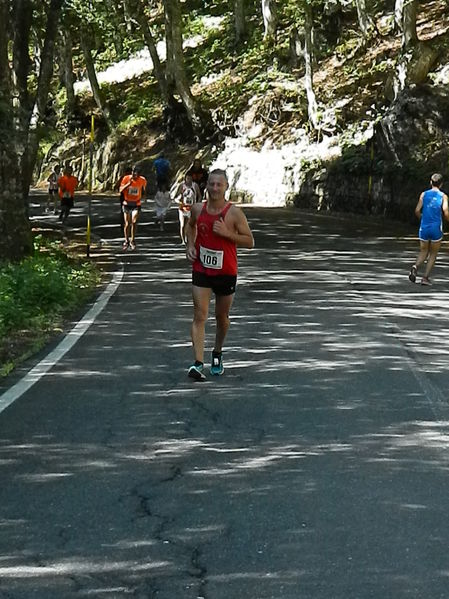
[
  {"xmin": 105, "ymin": 0, "xmax": 124, "ymax": 54},
  {"xmin": 164, "ymin": 0, "xmax": 212, "ymax": 136},
  {"xmin": 392, "ymin": 0, "xmax": 419, "ymax": 99},
  {"xmin": 80, "ymin": 27, "xmax": 113, "ymax": 130},
  {"xmin": 123, "ymin": 0, "xmax": 134, "ymax": 32},
  {"xmin": 0, "ymin": 0, "xmax": 11, "ymax": 118},
  {"xmin": 262, "ymin": 0, "xmax": 276, "ymax": 40},
  {"xmin": 164, "ymin": 0, "xmax": 176, "ymax": 98},
  {"xmin": 394, "ymin": 0, "xmax": 404, "ymax": 32},
  {"xmin": 136, "ymin": 5, "xmax": 170, "ymax": 103},
  {"xmin": 62, "ymin": 30, "xmax": 76, "ymax": 129},
  {"xmin": 23, "ymin": 0, "xmax": 64, "ymax": 194},
  {"xmin": 12, "ymin": 0, "xmax": 33, "ymax": 131},
  {"xmin": 304, "ymin": 3, "xmax": 319, "ymax": 130},
  {"xmin": 0, "ymin": 0, "xmax": 32, "ymax": 260},
  {"xmin": 402, "ymin": 0, "xmax": 418, "ymax": 49},
  {"xmin": 234, "ymin": 0, "xmax": 246, "ymax": 44},
  {"xmin": 355, "ymin": 0, "xmax": 373, "ymax": 37},
  {"xmin": 289, "ymin": 26, "xmax": 302, "ymax": 68}
]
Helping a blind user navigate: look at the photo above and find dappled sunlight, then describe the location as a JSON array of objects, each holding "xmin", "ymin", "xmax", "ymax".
[
  {"xmin": 0, "ymin": 557, "xmax": 170, "ymax": 577},
  {"xmin": 2, "ymin": 404, "xmax": 449, "ymax": 594},
  {"xmin": 7, "ymin": 206, "xmax": 449, "ymax": 595}
]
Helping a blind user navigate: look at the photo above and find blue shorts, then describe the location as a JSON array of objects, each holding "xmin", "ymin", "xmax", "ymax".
[{"xmin": 419, "ymin": 223, "xmax": 443, "ymax": 242}]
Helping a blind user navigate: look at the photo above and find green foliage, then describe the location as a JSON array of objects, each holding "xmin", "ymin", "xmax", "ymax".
[
  {"xmin": 0, "ymin": 236, "xmax": 100, "ymax": 341},
  {"xmin": 186, "ymin": 16, "xmax": 280, "ymax": 124},
  {"xmin": 103, "ymin": 77, "xmax": 163, "ymax": 129}
]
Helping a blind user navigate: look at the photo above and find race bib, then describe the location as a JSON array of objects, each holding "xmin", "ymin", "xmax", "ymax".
[
  {"xmin": 199, "ymin": 246, "xmax": 224, "ymax": 270},
  {"xmin": 183, "ymin": 188, "xmax": 195, "ymax": 206},
  {"xmin": 128, "ymin": 186, "xmax": 139, "ymax": 196}
]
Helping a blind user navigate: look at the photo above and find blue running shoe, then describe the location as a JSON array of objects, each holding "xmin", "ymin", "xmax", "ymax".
[
  {"xmin": 210, "ymin": 352, "xmax": 224, "ymax": 376},
  {"xmin": 188, "ymin": 363, "xmax": 206, "ymax": 381}
]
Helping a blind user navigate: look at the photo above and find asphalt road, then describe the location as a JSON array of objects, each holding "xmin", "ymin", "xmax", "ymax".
[{"xmin": 1, "ymin": 194, "xmax": 449, "ymax": 598}]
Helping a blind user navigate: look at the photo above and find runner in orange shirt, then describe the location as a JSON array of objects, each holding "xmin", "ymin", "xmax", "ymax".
[
  {"xmin": 58, "ymin": 164, "xmax": 78, "ymax": 224},
  {"xmin": 119, "ymin": 165, "xmax": 147, "ymax": 250}
]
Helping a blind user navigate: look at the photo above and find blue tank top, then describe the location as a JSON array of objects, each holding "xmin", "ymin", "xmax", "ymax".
[{"xmin": 421, "ymin": 189, "xmax": 443, "ymax": 226}]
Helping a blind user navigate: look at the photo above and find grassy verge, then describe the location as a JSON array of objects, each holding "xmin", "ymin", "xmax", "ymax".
[{"xmin": 0, "ymin": 233, "xmax": 101, "ymax": 378}]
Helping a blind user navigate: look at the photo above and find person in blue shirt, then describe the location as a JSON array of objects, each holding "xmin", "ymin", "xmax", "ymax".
[
  {"xmin": 153, "ymin": 153, "xmax": 171, "ymax": 191},
  {"xmin": 409, "ymin": 173, "xmax": 449, "ymax": 286}
]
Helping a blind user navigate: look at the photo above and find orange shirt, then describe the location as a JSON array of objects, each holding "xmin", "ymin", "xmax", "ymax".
[
  {"xmin": 120, "ymin": 175, "xmax": 147, "ymax": 205},
  {"xmin": 58, "ymin": 175, "xmax": 78, "ymax": 198}
]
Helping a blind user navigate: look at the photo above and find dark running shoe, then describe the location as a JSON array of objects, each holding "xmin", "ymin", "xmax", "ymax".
[
  {"xmin": 188, "ymin": 363, "xmax": 206, "ymax": 381},
  {"xmin": 408, "ymin": 265, "xmax": 417, "ymax": 283}
]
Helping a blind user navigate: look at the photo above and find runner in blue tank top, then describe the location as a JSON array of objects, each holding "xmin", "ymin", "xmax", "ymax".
[{"xmin": 409, "ymin": 173, "xmax": 449, "ymax": 286}]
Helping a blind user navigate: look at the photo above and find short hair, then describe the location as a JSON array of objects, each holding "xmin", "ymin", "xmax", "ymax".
[
  {"xmin": 132, "ymin": 165, "xmax": 140, "ymax": 173},
  {"xmin": 208, "ymin": 168, "xmax": 228, "ymax": 182},
  {"xmin": 431, "ymin": 173, "xmax": 443, "ymax": 187}
]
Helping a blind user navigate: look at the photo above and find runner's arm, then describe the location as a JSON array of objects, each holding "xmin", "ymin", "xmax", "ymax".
[
  {"xmin": 414, "ymin": 193, "xmax": 424, "ymax": 219},
  {"xmin": 194, "ymin": 182, "xmax": 201, "ymax": 202},
  {"xmin": 443, "ymin": 194, "xmax": 449, "ymax": 221},
  {"xmin": 174, "ymin": 184, "xmax": 183, "ymax": 206},
  {"xmin": 185, "ymin": 203, "xmax": 201, "ymax": 262},
  {"xmin": 213, "ymin": 207, "xmax": 254, "ymax": 249},
  {"xmin": 119, "ymin": 178, "xmax": 132, "ymax": 192}
]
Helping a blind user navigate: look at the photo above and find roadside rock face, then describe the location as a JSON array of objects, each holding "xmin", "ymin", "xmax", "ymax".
[
  {"xmin": 210, "ymin": 84, "xmax": 449, "ymax": 219},
  {"xmin": 37, "ymin": 84, "xmax": 449, "ymax": 223},
  {"xmin": 376, "ymin": 84, "xmax": 449, "ymax": 170},
  {"xmin": 294, "ymin": 84, "xmax": 449, "ymax": 220}
]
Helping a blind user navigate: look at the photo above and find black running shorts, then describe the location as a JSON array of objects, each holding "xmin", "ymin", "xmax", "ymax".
[
  {"xmin": 61, "ymin": 196, "xmax": 74, "ymax": 209},
  {"xmin": 192, "ymin": 271, "xmax": 237, "ymax": 296},
  {"xmin": 123, "ymin": 202, "xmax": 141, "ymax": 213}
]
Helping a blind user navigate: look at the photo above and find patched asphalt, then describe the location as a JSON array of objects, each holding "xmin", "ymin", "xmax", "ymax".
[{"xmin": 1, "ymin": 194, "xmax": 449, "ymax": 598}]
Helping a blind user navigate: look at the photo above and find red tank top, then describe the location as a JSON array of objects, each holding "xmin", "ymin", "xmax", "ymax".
[{"xmin": 193, "ymin": 202, "xmax": 238, "ymax": 276}]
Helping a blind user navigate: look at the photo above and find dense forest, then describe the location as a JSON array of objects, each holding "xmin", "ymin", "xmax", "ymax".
[{"xmin": 1, "ymin": 0, "xmax": 448, "ymax": 261}]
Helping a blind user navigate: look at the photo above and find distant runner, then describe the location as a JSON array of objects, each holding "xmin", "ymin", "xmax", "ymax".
[
  {"xmin": 114, "ymin": 165, "xmax": 132, "ymax": 231},
  {"xmin": 409, "ymin": 173, "xmax": 449, "ymax": 286},
  {"xmin": 119, "ymin": 165, "xmax": 147, "ymax": 251},
  {"xmin": 57, "ymin": 164, "xmax": 78, "ymax": 224},
  {"xmin": 153, "ymin": 153, "xmax": 171, "ymax": 191},
  {"xmin": 187, "ymin": 158, "xmax": 209, "ymax": 198},
  {"xmin": 154, "ymin": 183, "xmax": 171, "ymax": 231},
  {"xmin": 185, "ymin": 169, "xmax": 254, "ymax": 380},
  {"xmin": 46, "ymin": 164, "xmax": 61, "ymax": 214},
  {"xmin": 175, "ymin": 173, "xmax": 201, "ymax": 244}
]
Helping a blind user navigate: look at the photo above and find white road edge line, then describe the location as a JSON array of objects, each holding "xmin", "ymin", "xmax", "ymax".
[{"xmin": 0, "ymin": 265, "xmax": 124, "ymax": 416}]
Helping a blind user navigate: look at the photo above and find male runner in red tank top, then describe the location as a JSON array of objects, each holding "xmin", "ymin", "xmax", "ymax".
[{"xmin": 185, "ymin": 169, "xmax": 254, "ymax": 380}]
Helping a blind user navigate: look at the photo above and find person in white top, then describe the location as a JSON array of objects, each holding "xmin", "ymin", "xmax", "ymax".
[
  {"xmin": 154, "ymin": 183, "xmax": 172, "ymax": 231},
  {"xmin": 175, "ymin": 173, "xmax": 201, "ymax": 244}
]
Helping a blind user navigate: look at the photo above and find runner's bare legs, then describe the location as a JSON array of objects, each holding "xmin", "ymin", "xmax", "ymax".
[
  {"xmin": 123, "ymin": 212, "xmax": 131, "ymax": 243},
  {"xmin": 191, "ymin": 286, "xmax": 211, "ymax": 363},
  {"xmin": 131, "ymin": 209, "xmax": 140, "ymax": 244},
  {"xmin": 423, "ymin": 240, "xmax": 441, "ymax": 278},
  {"xmin": 214, "ymin": 294, "xmax": 234, "ymax": 353},
  {"xmin": 415, "ymin": 240, "xmax": 430, "ymax": 271}
]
